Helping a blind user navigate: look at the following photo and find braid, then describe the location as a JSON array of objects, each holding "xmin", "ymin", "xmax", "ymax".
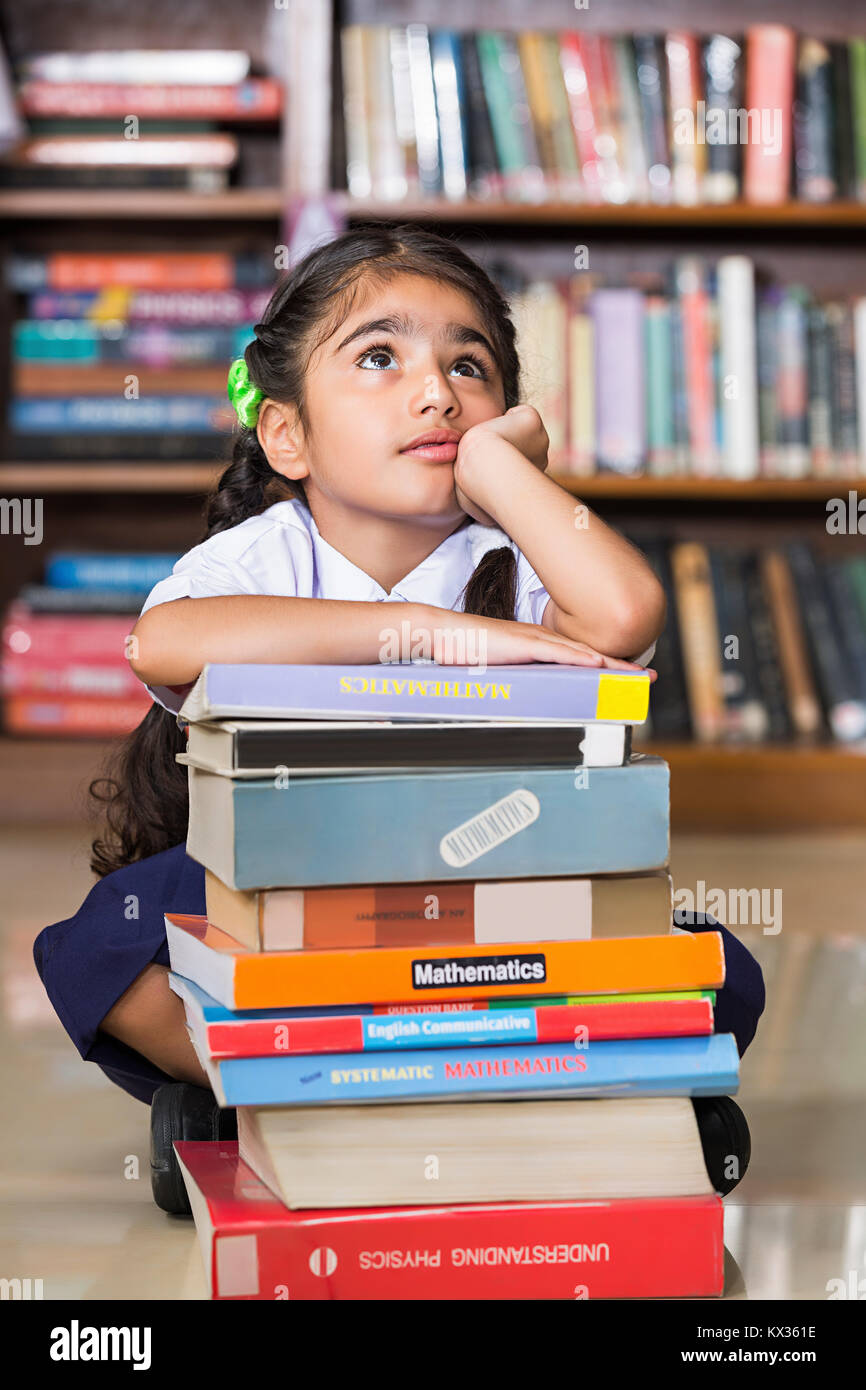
[
  {"xmin": 460, "ymin": 547, "xmax": 518, "ymax": 622},
  {"xmin": 203, "ymin": 427, "xmax": 298, "ymax": 540}
]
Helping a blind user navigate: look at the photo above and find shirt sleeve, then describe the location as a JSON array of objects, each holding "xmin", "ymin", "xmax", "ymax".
[
  {"xmin": 513, "ymin": 549, "xmax": 551, "ymax": 628},
  {"xmin": 136, "ymin": 531, "xmax": 297, "ymax": 716}
]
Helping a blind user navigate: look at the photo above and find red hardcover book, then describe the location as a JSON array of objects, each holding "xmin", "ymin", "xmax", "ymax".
[
  {"xmin": 175, "ymin": 1141, "xmax": 725, "ymax": 1300},
  {"xmin": 18, "ymin": 78, "xmax": 282, "ymax": 120},
  {"xmin": 558, "ymin": 33, "xmax": 602, "ymax": 202}
]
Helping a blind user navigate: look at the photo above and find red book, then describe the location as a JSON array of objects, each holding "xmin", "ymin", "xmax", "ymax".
[
  {"xmin": 4, "ymin": 693, "xmax": 149, "ymax": 735},
  {"xmin": 175, "ymin": 1141, "xmax": 725, "ymax": 1300},
  {"xmin": 558, "ymin": 33, "xmax": 602, "ymax": 202},
  {"xmin": 675, "ymin": 259, "xmax": 716, "ymax": 475},
  {"xmin": 18, "ymin": 78, "xmax": 282, "ymax": 120},
  {"xmin": 2, "ymin": 605, "xmax": 136, "ymax": 667},
  {"xmin": 183, "ymin": 993, "xmax": 714, "ymax": 1059},
  {"xmin": 743, "ymin": 26, "xmax": 796, "ymax": 204}
]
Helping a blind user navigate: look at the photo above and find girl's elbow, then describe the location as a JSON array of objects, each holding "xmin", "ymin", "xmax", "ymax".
[{"xmin": 611, "ymin": 579, "xmax": 666, "ymax": 658}]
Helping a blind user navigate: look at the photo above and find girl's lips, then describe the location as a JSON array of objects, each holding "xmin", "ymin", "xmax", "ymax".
[{"xmin": 400, "ymin": 441, "xmax": 460, "ymax": 463}]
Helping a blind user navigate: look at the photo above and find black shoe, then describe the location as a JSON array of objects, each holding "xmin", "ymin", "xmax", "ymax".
[
  {"xmin": 150, "ymin": 1083, "xmax": 238, "ymax": 1215},
  {"xmin": 692, "ymin": 1095, "xmax": 751, "ymax": 1196}
]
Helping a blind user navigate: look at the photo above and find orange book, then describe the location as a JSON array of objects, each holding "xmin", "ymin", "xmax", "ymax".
[
  {"xmin": 47, "ymin": 253, "xmax": 239, "ymax": 291},
  {"xmin": 14, "ymin": 364, "xmax": 231, "ymax": 396},
  {"xmin": 165, "ymin": 913, "xmax": 725, "ymax": 1011}
]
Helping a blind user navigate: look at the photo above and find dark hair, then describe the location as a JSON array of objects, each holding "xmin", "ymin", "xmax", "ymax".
[{"xmin": 89, "ymin": 224, "xmax": 522, "ymax": 877}]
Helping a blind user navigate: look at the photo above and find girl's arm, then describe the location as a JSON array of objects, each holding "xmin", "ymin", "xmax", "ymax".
[
  {"xmin": 129, "ymin": 594, "xmax": 649, "ymax": 689},
  {"xmin": 456, "ymin": 409, "xmax": 667, "ymax": 660}
]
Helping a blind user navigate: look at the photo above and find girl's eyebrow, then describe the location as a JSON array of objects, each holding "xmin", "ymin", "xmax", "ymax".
[{"xmin": 335, "ymin": 312, "xmax": 496, "ymax": 361}]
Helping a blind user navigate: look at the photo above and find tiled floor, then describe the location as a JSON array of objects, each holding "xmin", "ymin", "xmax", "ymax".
[{"xmin": 1, "ymin": 825, "xmax": 864, "ymax": 1300}]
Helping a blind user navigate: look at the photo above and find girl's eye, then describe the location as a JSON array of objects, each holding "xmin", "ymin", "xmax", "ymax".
[
  {"xmin": 451, "ymin": 355, "xmax": 490, "ymax": 380},
  {"xmin": 356, "ymin": 345, "xmax": 398, "ymax": 371}
]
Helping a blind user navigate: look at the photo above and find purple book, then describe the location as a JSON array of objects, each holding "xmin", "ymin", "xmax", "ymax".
[
  {"xmin": 591, "ymin": 288, "xmax": 646, "ymax": 473},
  {"xmin": 179, "ymin": 662, "xmax": 651, "ymax": 725}
]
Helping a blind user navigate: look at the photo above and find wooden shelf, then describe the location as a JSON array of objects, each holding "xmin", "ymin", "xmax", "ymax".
[
  {"xmin": 342, "ymin": 196, "xmax": 866, "ymax": 230},
  {"xmin": 550, "ymin": 474, "xmax": 866, "ymax": 501},
  {"xmin": 1, "ymin": 463, "xmax": 862, "ymax": 499},
  {"xmin": 0, "ymin": 463, "xmax": 224, "ymax": 492},
  {"xmin": 0, "ymin": 187, "xmax": 284, "ymax": 220},
  {"xmin": 1, "ymin": 189, "xmax": 865, "ymax": 228},
  {"xmin": 635, "ymin": 740, "xmax": 866, "ymax": 830}
]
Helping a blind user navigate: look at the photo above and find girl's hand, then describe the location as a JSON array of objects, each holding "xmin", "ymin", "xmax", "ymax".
[
  {"xmin": 454, "ymin": 405, "xmax": 549, "ymax": 526},
  {"xmin": 433, "ymin": 614, "xmax": 657, "ymax": 680}
]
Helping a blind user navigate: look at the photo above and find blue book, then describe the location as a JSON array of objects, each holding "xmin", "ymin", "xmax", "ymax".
[
  {"xmin": 198, "ymin": 1032, "xmax": 739, "ymax": 1106},
  {"xmin": 180, "ymin": 661, "xmax": 651, "ymax": 724},
  {"xmin": 45, "ymin": 551, "xmax": 180, "ymax": 591},
  {"xmin": 186, "ymin": 757, "xmax": 669, "ymax": 889},
  {"xmin": 11, "ymin": 395, "xmax": 229, "ymax": 432}
]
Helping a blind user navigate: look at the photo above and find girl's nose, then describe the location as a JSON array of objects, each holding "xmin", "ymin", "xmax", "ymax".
[{"xmin": 408, "ymin": 366, "xmax": 459, "ymax": 417}]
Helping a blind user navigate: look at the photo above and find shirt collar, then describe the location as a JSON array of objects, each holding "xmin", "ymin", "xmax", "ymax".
[{"xmin": 303, "ymin": 505, "xmax": 512, "ymax": 610}]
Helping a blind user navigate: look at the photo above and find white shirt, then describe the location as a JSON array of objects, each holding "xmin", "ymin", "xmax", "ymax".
[{"xmin": 138, "ymin": 497, "xmax": 655, "ymax": 715}]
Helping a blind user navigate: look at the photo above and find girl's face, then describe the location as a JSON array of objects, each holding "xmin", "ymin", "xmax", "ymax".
[{"xmin": 278, "ymin": 273, "xmax": 508, "ymax": 525}]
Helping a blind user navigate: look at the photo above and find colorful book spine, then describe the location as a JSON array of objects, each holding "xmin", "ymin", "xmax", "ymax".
[
  {"xmin": 185, "ymin": 758, "xmax": 670, "ymax": 891},
  {"xmin": 203, "ymin": 867, "xmax": 673, "ymax": 953},
  {"xmin": 11, "ymin": 396, "xmax": 232, "ymax": 432},
  {"xmin": 18, "ymin": 78, "xmax": 282, "ymax": 120},
  {"xmin": 198, "ymin": 1032, "xmax": 740, "ymax": 1107},
  {"xmin": 181, "ymin": 661, "xmax": 651, "ymax": 723},
  {"xmin": 716, "ymin": 255, "xmax": 759, "ymax": 480},
  {"xmin": 590, "ymin": 288, "xmax": 644, "ymax": 473},
  {"xmin": 8, "ymin": 251, "xmax": 271, "ymax": 292},
  {"xmin": 14, "ymin": 320, "xmax": 252, "ymax": 365},
  {"xmin": 701, "ymin": 35, "xmax": 743, "ymax": 204},
  {"xmin": 172, "ymin": 974, "xmax": 714, "ymax": 1058},
  {"xmin": 743, "ymin": 25, "xmax": 795, "ymax": 204},
  {"xmin": 176, "ymin": 1143, "xmax": 725, "ymax": 1301},
  {"xmin": 45, "ymin": 552, "xmax": 178, "ymax": 589},
  {"xmin": 165, "ymin": 914, "xmax": 722, "ymax": 1010},
  {"xmin": 4, "ymin": 694, "xmax": 149, "ymax": 735}
]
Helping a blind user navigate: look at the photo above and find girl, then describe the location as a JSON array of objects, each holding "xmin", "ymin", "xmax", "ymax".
[{"xmin": 34, "ymin": 224, "xmax": 764, "ymax": 1115}]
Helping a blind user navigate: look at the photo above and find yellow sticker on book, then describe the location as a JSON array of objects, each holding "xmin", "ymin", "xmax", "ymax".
[{"xmin": 595, "ymin": 673, "xmax": 649, "ymax": 722}]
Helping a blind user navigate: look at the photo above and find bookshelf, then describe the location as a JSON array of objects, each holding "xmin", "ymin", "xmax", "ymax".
[{"xmin": 2, "ymin": 0, "xmax": 866, "ymax": 828}]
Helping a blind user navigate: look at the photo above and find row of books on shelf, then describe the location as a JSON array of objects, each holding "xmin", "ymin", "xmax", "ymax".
[
  {"xmin": 3, "ymin": 539, "xmax": 866, "ymax": 747},
  {"xmin": 340, "ymin": 24, "xmax": 866, "ymax": 208},
  {"xmin": 6, "ymin": 248, "xmax": 866, "ymax": 477},
  {"xmin": 639, "ymin": 537, "xmax": 866, "ymax": 746},
  {"xmin": 0, "ymin": 47, "xmax": 282, "ymax": 190},
  {"xmin": 511, "ymin": 256, "xmax": 866, "ymax": 479},
  {"xmin": 165, "ymin": 658, "xmax": 730, "ymax": 1299}
]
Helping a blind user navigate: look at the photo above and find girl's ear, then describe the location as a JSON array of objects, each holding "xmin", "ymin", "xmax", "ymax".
[{"xmin": 256, "ymin": 400, "xmax": 309, "ymax": 482}]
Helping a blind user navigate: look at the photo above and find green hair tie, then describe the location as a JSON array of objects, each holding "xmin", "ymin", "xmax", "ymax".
[{"xmin": 227, "ymin": 357, "xmax": 264, "ymax": 428}]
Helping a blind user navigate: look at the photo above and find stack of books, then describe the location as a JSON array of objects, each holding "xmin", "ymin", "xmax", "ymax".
[
  {"xmin": 340, "ymin": 23, "xmax": 866, "ymax": 208},
  {"xmin": 167, "ymin": 659, "xmax": 739, "ymax": 1300},
  {"xmin": 6, "ymin": 250, "xmax": 270, "ymax": 460},
  {"xmin": 1, "ymin": 48, "xmax": 281, "ymax": 191},
  {"xmin": 1, "ymin": 550, "xmax": 177, "ymax": 735}
]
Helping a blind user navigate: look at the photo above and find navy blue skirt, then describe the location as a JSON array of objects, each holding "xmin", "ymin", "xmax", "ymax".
[{"xmin": 33, "ymin": 842, "xmax": 766, "ymax": 1105}]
